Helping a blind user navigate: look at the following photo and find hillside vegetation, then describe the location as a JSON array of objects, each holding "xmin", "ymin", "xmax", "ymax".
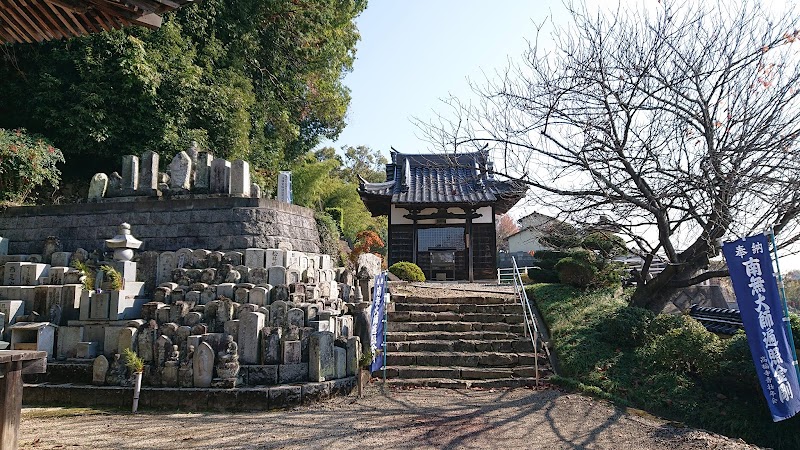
[{"xmin": 527, "ymin": 284, "xmax": 800, "ymax": 450}]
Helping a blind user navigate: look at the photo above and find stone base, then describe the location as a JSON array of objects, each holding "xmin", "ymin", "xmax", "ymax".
[
  {"xmin": 210, "ymin": 377, "xmax": 237, "ymax": 389},
  {"xmin": 22, "ymin": 377, "xmax": 357, "ymax": 411}
]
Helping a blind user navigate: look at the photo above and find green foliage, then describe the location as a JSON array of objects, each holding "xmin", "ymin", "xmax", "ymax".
[
  {"xmin": 581, "ymin": 231, "xmax": 626, "ymax": 258},
  {"xmin": 100, "ymin": 265, "xmax": 123, "ymax": 290},
  {"xmin": 71, "ymin": 259, "xmax": 94, "ymax": 291},
  {"xmin": 637, "ymin": 316, "xmax": 722, "ymax": 377},
  {"xmin": 602, "ymin": 306, "xmax": 654, "ymax": 348},
  {"xmin": 528, "ymin": 234, "xmax": 624, "ymax": 289},
  {"xmin": 122, "ymin": 348, "xmax": 144, "ymax": 373},
  {"xmin": 315, "ymin": 211, "xmax": 342, "ymax": 262},
  {"xmin": 325, "ymin": 207, "xmax": 344, "ymax": 232},
  {"xmin": 539, "ymin": 222, "xmax": 581, "ymax": 250},
  {"xmin": 555, "ymin": 256, "xmax": 597, "ymax": 289},
  {"xmin": 389, "ymin": 261, "xmax": 426, "ymax": 282},
  {"xmin": 292, "ymin": 151, "xmax": 387, "ymax": 246},
  {"xmin": 0, "ymin": 128, "xmax": 64, "ymax": 204},
  {"xmin": 0, "ymin": 0, "xmax": 366, "ymax": 184},
  {"xmin": 527, "ymin": 250, "xmax": 566, "ymax": 283},
  {"xmin": 555, "ymin": 256, "xmax": 597, "ymax": 288},
  {"xmin": 527, "ymin": 284, "xmax": 800, "ymax": 449}
]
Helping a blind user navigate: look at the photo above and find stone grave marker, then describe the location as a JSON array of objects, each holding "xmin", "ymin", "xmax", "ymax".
[
  {"xmin": 268, "ymin": 266, "xmax": 286, "ymax": 286},
  {"xmin": 194, "ymin": 342, "xmax": 214, "ymax": 388},
  {"xmin": 88, "ymin": 173, "xmax": 108, "ymax": 200},
  {"xmin": 92, "ymin": 355, "xmax": 109, "ymax": 385},
  {"xmin": 121, "ymin": 155, "xmax": 139, "ymax": 193},
  {"xmin": 168, "ymin": 151, "xmax": 193, "ymax": 192},
  {"xmin": 210, "ymin": 158, "xmax": 231, "ymax": 194},
  {"xmin": 249, "ymin": 268, "xmax": 268, "ymax": 285},
  {"xmin": 262, "ymin": 326, "xmax": 282, "ymax": 364},
  {"xmin": 309, "ymin": 331, "xmax": 335, "ymax": 382},
  {"xmin": 334, "ymin": 347, "xmax": 346, "ymax": 379},
  {"xmin": 238, "ymin": 311, "xmax": 265, "ymax": 364},
  {"xmin": 223, "ymin": 251, "xmax": 243, "ymax": 267},
  {"xmin": 265, "ymin": 249, "xmax": 286, "ymax": 268},
  {"xmin": 287, "ymin": 307, "xmax": 304, "ymax": 328},
  {"xmin": 231, "ymin": 159, "xmax": 251, "ymax": 196},
  {"xmin": 138, "ymin": 150, "xmax": 159, "ymax": 195}
]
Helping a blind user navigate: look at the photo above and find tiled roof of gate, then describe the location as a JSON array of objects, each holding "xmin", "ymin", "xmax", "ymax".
[{"xmin": 358, "ymin": 151, "xmax": 526, "ymax": 215}]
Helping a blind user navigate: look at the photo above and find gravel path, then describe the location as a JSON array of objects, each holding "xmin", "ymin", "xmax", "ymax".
[{"xmin": 19, "ymin": 385, "xmax": 758, "ymax": 450}]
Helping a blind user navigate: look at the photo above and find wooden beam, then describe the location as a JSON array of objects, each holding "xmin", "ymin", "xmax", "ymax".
[
  {"xmin": 44, "ymin": 0, "xmax": 79, "ymax": 38},
  {"xmin": 29, "ymin": 0, "xmax": 68, "ymax": 40},
  {"xmin": 61, "ymin": 7, "xmax": 87, "ymax": 36},
  {"xmin": 43, "ymin": 0, "xmax": 89, "ymax": 14},
  {"xmin": 0, "ymin": 6, "xmax": 34, "ymax": 43},
  {"xmin": 9, "ymin": 0, "xmax": 55, "ymax": 41}
]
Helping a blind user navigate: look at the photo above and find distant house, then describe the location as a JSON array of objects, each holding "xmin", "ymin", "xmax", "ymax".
[
  {"xmin": 507, "ymin": 212, "xmax": 560, "ymax": 254},
  {"xmin": 358, "ymin": 149, "xmax": 526, "ymax": 281}
]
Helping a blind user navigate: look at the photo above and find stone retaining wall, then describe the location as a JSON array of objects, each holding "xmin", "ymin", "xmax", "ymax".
[
  {"xmin": 0, "ymin": 196, "xmax": 320, "ymax": 254},
  {"xmin": 23, "ymin": 377, "xmax": 357, "ymax": 411}
]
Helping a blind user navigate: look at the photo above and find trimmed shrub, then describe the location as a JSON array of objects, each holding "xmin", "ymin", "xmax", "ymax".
[
  {"xmin": 389, "ymin": 261, "xmax": 425, "ymax": 282},
  {"xmin": 555, "ymin": 256, "xmax": 597, "ymax": 288},
  {"xmin": 582, "ymin": 231, "xmax": 626, "ymax": 258},
  {"xmin": 527, "ymin": 250, "xmax": 567, "ymax": 283},
  {"xmin": 640, "ymin": 315, "xmax": 722, "ymax": 378},
  {"xmin": 603, "ymin": 306, "xmax": 654, "ymax": 348}
]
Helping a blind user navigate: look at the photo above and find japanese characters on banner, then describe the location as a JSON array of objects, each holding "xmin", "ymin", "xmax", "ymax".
[
  {"xmin": 721, "ymin": 234, "xmax": 800, "ymax": 422},
  {"xmin": 370, "ymin": 272, "xmax": 388, "ymax": 373}
]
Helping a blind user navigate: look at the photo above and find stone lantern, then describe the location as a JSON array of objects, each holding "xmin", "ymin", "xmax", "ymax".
[
  {"xmin": 105, "ymin": 223, "xmax": 142, "ymax": 262},
  {"xmin": 105, "ymin": 223, "xmax": 142, "ymax": 282}
]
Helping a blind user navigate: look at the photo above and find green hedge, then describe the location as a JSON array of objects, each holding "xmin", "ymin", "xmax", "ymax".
[
  {"xmin": 527, "ymin": 283, "xmax": 800, "ymax": 449},
  {"xmin": 389, "ymin": 261, "xmax": 425, "ymax": 282}
]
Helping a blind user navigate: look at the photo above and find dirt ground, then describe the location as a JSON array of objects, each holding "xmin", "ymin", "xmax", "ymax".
[{"xmin": 18, "ymin": 385, "xmax": 759, "ymax": 450}]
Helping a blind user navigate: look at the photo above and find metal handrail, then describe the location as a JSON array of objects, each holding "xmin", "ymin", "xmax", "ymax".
[
  {"xmin": 497, "ymin": 265, "xmax": 534, "ymax": 284},
  {"xmin": 510, "ymin": 256, "xmax": 556, "ymax": 384}
]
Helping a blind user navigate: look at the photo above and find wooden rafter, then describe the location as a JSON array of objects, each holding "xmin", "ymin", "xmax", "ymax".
[{"xmin": 0, "ymin": 0, "xmax": 192, "ymax": 44}]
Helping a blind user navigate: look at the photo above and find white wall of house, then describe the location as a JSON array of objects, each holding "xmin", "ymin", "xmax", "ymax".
[{"xmin": 507, "ymin": 228, "xmax": 550, "ymax": 253}]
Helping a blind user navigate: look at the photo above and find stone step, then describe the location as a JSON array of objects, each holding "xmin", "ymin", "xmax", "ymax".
[
  {"xmin": 386, "ymin": 339, "xmax": 534, "ymax": 353},
  {"xmin": 387, "ymin": 331, "xmax": 523, "ymax": 342},
  {"xmin": 382, "ymin": 377, "xmax": 546, "ymax": 389},
  {"xmin": 379, "ymin": 365, "xmax": 545, "ymax": 380},
  {"xmin": 393, "ymin": 296, "xmax": 519, "ymax": 306},
  {"xmin": 386, "ymin": 351, "xmax": 545, "ymax": 368},
  {"xmin": 393, "ymin": 303, "xmax": 523, "ymax": 314},
  {"xmin": 388, "ymin": 311, "xmax": 524, "ymax": 324},
  {"xmin": 387, "ymin": 321, "xmax": 525, "ymax": 333}
]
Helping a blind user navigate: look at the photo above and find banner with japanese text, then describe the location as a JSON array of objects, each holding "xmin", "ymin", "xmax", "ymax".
[
  {"xmin": 722, "ymin": 234, "xmax": 800, "ymax": 422},
  {"xmin": 370, "ymin": 271, "xmax": 387, "ymax": 373}
]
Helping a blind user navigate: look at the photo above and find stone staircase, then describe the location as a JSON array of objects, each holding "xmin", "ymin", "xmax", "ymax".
[{"xmin": 379, "ymin": 292, "xmax": 551, "ymax": 388}]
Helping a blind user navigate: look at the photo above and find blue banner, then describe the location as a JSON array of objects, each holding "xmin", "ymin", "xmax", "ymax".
[
  {"xmin": 370, "ymin": 272, "xmax": 387, "ymax": 373},
  {"xmin": 722, "ymin": 234, "xmax": 800, "ymax": 422}
]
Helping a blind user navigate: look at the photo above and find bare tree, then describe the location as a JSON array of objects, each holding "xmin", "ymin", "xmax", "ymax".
[{"xmin": 420, "ymin": 1, "xmax": 800, "ymax": 312}]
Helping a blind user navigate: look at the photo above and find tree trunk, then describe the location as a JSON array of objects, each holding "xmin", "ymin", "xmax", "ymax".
[{"xmin": 630, "ymin": 254, "xmax": 710, "ymax": 313}]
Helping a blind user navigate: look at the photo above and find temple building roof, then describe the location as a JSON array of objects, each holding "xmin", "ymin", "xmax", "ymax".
[
  {"xmin": 358, "ymin": 150, "xmax": 527, "ymax": 216},
  {"xmin": 0, "ymin": 0, "xmax": 193, "ymax": 44}
]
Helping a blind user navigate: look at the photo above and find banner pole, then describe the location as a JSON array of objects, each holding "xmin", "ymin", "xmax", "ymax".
[
  {"xmin": 382, "ymin": 270, "xmax": 388, "ymax": 385},
  {"xmin": 768, "ymin": 227, "xmax": 800, "ymax": 380}
]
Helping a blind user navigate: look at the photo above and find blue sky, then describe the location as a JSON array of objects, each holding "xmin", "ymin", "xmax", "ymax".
[
  {"xmin": 325, "ymin": 1, "xmax": 563, "ymax": 156},
  {"xmin": 327, "ymin": 1, "xmax": 800, "ymax": 270}
]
